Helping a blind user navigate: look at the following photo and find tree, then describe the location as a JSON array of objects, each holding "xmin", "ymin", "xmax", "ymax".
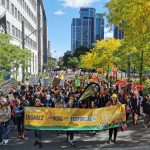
[
  {"xmin": 67, "ymin": 57, "xmax": 80, "ymax": 68},
  {"xmin": 80, "ymin": 39, "xmax": 121, "ymax": 73},
  {"xmin": 44, "ymin": 58, "xmax": 57, "ymax": 69},
  {"xmin": 0, "ymin": 33, "xmax": 32, "ymax": 81},
  {"xmin": 62, "ymin": 53, "xmax": 72, "ymax": 68},
  {"xmin": 73, "ymin": 46, "xmax": 88, "ymax": 58},
  {"xmin": 105, "ymin": 0, "xmax": 150, "ymax": 83}
]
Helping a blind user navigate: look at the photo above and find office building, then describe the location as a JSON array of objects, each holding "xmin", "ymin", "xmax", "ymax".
[
  {"xmin": 96, "ymin": 13, "xmax": 104, "ymax": 40},
  {"xmin": 0, "ymin": 0, "xmax": 48, "ymax": 80},
  {"xmin": 71, "ymin": 8, "xmax": 104, "ymax": 54},
  {"xmin": 113, "ymin": 26, "xmax": 124, "ymax": 40}
]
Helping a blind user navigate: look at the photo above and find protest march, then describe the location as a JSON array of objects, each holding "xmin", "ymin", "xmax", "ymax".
[{"xmin": 0, "ymin": 70, "xmax": 150, "ymax": 148}]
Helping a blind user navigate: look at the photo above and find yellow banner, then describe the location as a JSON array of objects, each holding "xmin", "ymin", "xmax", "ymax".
[{"xmin": 25, "ymin": 105, "xmax": 126, "ymax": 130}]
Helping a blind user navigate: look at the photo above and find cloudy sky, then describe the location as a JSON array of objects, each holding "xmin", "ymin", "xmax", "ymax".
[{"xmin": 44, "ymin": 0, "xmax": 113, "ymax": 58}]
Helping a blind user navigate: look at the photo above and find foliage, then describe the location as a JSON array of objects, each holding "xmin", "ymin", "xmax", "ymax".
[
  {"xmin": 44, "ymin": 58, "xmax": 57, "ymax": 69},
  {"xmin": 0, "ymin": 33, "xmax": 32, "ymax": 81},
  {"xmin": 73, "ymin": 46, "xmax": 89, "ymax": 58},
  {"xmin": 62, "ymin": 53, "xmax": 72, "ymax": 67},
  {"xmin": 67, "ymin": 57, "xmax": 80, "ymax": 68},
  {"xmin": 105, "ymin": 0, "xmax": 150, "ymax": 83},
  {"xmin": 80, "ymin": 38, "xmax": 121, "ymax": 70}
]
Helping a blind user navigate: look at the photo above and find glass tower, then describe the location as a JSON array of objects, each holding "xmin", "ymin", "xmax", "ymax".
[
  {"xmin": 96, "ymin": 14, "xmax": 104, "ymax": 40},
  {"xmin": 71, "ymin": 8, "xmax": 96, "ymax": 54}
]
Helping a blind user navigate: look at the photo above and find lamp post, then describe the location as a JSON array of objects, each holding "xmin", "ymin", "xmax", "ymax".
[{"xmin": 20, "ymin": 24, "xmax": 44, "ymax": 83}]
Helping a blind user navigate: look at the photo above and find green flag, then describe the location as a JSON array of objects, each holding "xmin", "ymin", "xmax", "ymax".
[{"xmin": 74, "ymin": 79, "xmax": 80, "ymax": 87}]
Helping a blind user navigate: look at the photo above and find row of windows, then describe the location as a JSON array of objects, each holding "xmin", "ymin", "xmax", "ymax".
[
  {"xmin": 6, "ymin": 21, "xmax": 37, "ymax": 49},
  {"xmin": 17, "ymin": 0, "xmax": 36, "ymax": 23},
  {"xmin": 28, "ymin": 0, "xmax": 36, "ymax": 11},
  {"xmin": 0, "ymin": 0, "xmax": 36, "ymax": 36}
]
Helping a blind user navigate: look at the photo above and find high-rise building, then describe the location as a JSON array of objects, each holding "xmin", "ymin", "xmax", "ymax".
[
  {"xmin": 37, "ymin": 0, "xmax": 48, "ymax": 73},
  {"xmin": 71, "ymin": 8, "xmax": 96, "ymax": 54},
  {"xmin": 71, "ymin": 18, "xmax": 81, "ymax": 54},
  {"xmin": 71, "ymin": 8, "xmax": 104, "ymax": 54},
  {"xmin": 96, "ymin": 14, "xmax": 104, "ymax": 40},
  {"xmin": 0, "ymin": 0, "xmax": 48, "ymax": 80},
  {"xmin": 113, "ymin": 26, "xmax": 124, "ymax": 40}
]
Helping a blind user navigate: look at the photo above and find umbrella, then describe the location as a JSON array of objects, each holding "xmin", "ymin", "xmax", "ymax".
[
  {"xmin": 115, "ymin": 80, "xmax": 131, "ymax": 86},
  {"xmin": 132, "ymin": 84, "xmax": 145, "ymax": 89}
]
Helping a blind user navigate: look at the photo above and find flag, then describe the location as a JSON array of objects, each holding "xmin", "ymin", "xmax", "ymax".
[
  {"xmin": 0, "ymin": 14, "xmax": 7, "ymax": 34},
  {"xmin": 74, "ymin": 79, "xmax": 80, "ymax": 87},
  {"xmin": 59, "ymin": 74, "xmax": 64, "ymax": 80},
  {"xmin": 79, "ymin": 83, "xmax": 100, "ymax": 101}
]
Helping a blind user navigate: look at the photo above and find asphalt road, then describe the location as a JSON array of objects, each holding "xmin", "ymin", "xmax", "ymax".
[{"xmin": 1, "ymin": 118, "xmax": 150, "ymax": 150}]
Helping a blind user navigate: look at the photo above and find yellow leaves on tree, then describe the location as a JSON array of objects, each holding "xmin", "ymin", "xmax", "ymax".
[{"xmin": 80, "ymin": 38, "xmax": 121, "ymax": 70}]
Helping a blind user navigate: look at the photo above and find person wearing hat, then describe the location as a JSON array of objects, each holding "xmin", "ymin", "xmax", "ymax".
[
  {"xmin": 106, "ymin": 93, "xmax": 121, "ymax": 144},
  {"xmin": 0, "ymin": 97, "xmax": 11, "ymax": 145}
]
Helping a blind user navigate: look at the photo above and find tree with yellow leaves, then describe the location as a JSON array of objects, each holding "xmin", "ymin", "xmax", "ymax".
[
  {"xmin": 80, "ymin": 38, "xmax": 121, "ymax": 75},
  {"xmin": 105, "ymin": 0, "xmax": 150, "ymax": 83}
]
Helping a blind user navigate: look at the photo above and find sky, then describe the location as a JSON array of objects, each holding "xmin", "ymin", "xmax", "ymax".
[{"xmin": 43, "ymin": 0, "xmax": 113, "ymax": 58}]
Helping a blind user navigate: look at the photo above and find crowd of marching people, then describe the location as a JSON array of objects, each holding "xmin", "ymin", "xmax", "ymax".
[{"xmin": 0, "ymin": 74, "xmax": 150, "ymax": 148}]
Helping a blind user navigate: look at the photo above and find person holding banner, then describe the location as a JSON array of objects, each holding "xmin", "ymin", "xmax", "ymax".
[
  {"xmin": 106, "ymin": 94, "xmax": 121, "ymax": 144},
  {"xmin": 0, "ymin": 98, "xmax": 11, "ymax": 145},
  {"xmin": 65, "ymin": 97, "xmax": 76, "ymax": 147},
  {"xmin": 33, "ymin": 98, "xmax": 43, "ymax": 148},
  {"xmin": 14, "ymin": 98, "xmax": 25, "ymax": 139}
]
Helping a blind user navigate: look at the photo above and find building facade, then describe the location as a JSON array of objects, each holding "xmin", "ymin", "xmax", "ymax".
[
  {"xmin": 71, "ymin": 8, "xmax": 104, "ymax": 54},
  {"xmin": 96, "ymin": 13, "xmax": 104, "ymax": 41},
  {"xmin": 113, "ymin": 26, "xmax": 124, "ymax": 40},
  {"xmin": 37, "ymin": 0, "xmax": 48, "ymax": 73},
  {"xmin": 0, "ymin": 0, "xmax": 48, "ymax": 80}
]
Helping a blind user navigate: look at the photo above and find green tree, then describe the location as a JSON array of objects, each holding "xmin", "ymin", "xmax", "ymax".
[
  {"xmin": 0, "ymin": 33, "xmax": 32, "ymax": 81},
  {"xmin": 73, "ymin": 46, "xmax": 88, "ymax": 58},
  {"xmin": 67, "ymin": 57, "xmax": 80, "ymax": 68}
]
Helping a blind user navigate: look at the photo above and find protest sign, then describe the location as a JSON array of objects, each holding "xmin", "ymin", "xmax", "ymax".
[
  {"xmin": 29, "ymin": 75, "xmax": 37, "ymax": 85},
  {"xmin": 25, "ymin": 104, "xmax": 126, "ymax": 131},
  {"xmin": 0, "ymin": 79, "xmax": 16, "ymax": 95},
  {"xmin": 52, "ymin": 78, "xmax": 61, "ymax": 87}
]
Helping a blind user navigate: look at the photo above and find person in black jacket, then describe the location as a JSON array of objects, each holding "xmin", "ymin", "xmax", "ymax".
[
  {"xmin": 141, "ymin": 95, "xmax": 150, "ymax": 128},
  {"xmin": 65, "ymin": 97, "xmax": 76, "ymax": 147}
]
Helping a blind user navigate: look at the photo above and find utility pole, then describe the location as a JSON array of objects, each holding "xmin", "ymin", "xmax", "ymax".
[{"xmin": 22, "ymin": 20, "xmax": 25, "ymax": 83}]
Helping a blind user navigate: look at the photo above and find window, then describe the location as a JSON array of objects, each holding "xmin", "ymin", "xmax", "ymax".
[
  {"xmin": 18, "ymin": 30, "xmax": 21, "ymax": 39},
  {"xmin": 2, "ymin": 0, "xmax": 5, "ymax": 6},
  {"xmin": 11, "ymin": 3, "xmax": 14, "ymax": 15},
  {"xmin": 12, "ymin": 25, "xmax": 15, "ymax": 36},
  {"xmin": 15, "ymin": 7, "xmax": 17, "ymax": 18},
  {"xmin": 15, "ymin": 27, "xmax": 17, "ymax": 37},
  {"xmin": 22, "ymin": 0, "xmax": 24, "ymax": 8},
  {"xmin": 7, "ymin": 0, "xmax": 9, "ymax": 10},
  {"xmin": 6, "ymin": 21, "xmax": 10, "ymax": 33},
  {"xmin": 18, "ymin": 11, "xmax": 21, "ymax": 21}
]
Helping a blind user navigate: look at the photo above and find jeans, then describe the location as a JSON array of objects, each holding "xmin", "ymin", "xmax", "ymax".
[
  {"xmin": 66, "ymin": 131, "xmax": 74, "ymax": 140},
  {"xmin": 1, "ymin": 120, "xmax": 10, "ymax": 140},
  {"xmin": 34, "ymin": 130, "xmax": 41, "ymax": 140},
  {"xmin": 0, "ymin": 123, "xmax": 2, "ymax": 143}
]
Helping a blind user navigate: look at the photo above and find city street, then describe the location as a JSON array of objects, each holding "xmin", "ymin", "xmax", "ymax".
[{"xmin": 1, "ymin": 119, "xmax": 150, "ymax": 150}]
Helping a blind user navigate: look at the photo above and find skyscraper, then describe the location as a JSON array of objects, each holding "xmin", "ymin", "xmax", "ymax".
[
  {"xmin": 96, "ymin": 14, "xmax": 104, "ymax": 40},
  {"xmin": 113, "ymin": 26, "xmax": 124, "ymax": 40},
  {"xmin": 71, "ymin": 8, "xmax": 96, "ymax": 54}
]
